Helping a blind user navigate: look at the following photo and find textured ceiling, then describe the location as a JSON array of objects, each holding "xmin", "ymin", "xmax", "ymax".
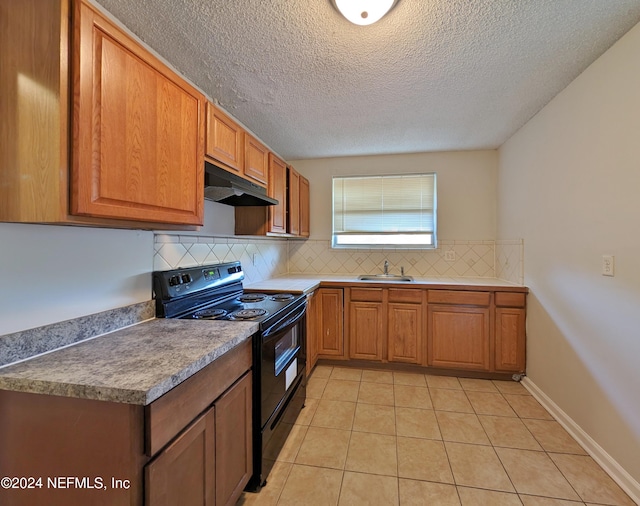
[{"xmin": 94, "ymin": 0, "xmax": 640, "ymax": 160}]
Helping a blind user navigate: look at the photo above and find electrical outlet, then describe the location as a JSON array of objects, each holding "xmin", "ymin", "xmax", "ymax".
[
  {"xmin": 602, "ymin": 255, "xmax": 614, "ymax": 276},
  {"xmin": 445, "ymin": 250, "xmax": 456, "ymax": 262}
]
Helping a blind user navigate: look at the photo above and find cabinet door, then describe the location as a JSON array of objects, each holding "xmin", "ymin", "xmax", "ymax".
[
  {"xmin": 145, "ymin": 406, "xmax": 215, "ymax": 506},
  {"xmin": 388, "ymin": 303, "xmax": 422, "ymax": 364},
  {"xmin": 205, "ymin": 103, "xmax": 244, "ymax": 173},
  {"xmin": 288, "ymin": 166, "xmax": 300, "ymax": 236},
  {"xmin": 0, "ymin": 0, "xmax": 69, "ymax": 223},
  {"xmin": 495, "ymin": 308, "xmax": 526, "ymax": 373},
  {"xmin": 244, "ymin": 134, "xmax": 269, "ymax": 186},
  {"xmin": 268, "ymin": 154, "xmax": 287, "ymax": 234},
  {"xmin": 299, "ymin": 175, "xmax": 310, "ymax": 238},
  {"xmin": 317, "ymin": 289, "xmax": 345, "ymax": 358},
  {"xmin": 215, "ymin": 371, "xmax": 253, "ymax": 506},
  {"xmin": 349, "ymin": 302, "xmax": 384, "ymax": 361},
  {"xmin": 72, "ymin": 0, "xmax": 204, "ymax": 225},
  {"xmin": 427, "ymin": 306, "xmax": 490, "ymax": 371},
  {"xmin": 306, "ymin": 291, "xmax": 320, "ymax": 375}
]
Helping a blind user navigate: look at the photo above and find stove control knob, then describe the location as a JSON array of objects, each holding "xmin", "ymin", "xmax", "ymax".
[
  {"xmin": 182, "ymin": 274, "xmax": 192, "ymax": 284},
  {"xmin": 169, "ymin": 275, "xmax": 182, "ymax": 286}
]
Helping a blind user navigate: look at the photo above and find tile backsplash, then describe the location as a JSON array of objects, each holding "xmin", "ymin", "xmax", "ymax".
[
  {"xmin": 496, "ymin": 239, "xmax": 525, "ymax": 285},
  {"xmin": 289, "ymin": 240, "xmax": 497, "ymax": 278},
  {"xmin": 154, "ymin": 235, "xmax": 288, "ymax": 285},
  {"xmin": 154, "ymin": 235, "xmax": 524, "ymax": 285}
]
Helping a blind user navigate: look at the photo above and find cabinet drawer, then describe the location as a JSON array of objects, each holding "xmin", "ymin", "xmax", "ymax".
[
  {"xmin": 350, "ymin": 288, "xmax": 384, "ymax": 302},
  {"xmin": 388, "ymin": 289, "xmax": 423, "ymax": 304},
  {"xmin": 146, "ymin": 338, "xmax": 252, "ymax": 457},
  {"xmin": 495, "ymin": 292, "xmax": 526, "ymax": 308},
  {"xmin": 428, "ymin": 290, "xmax": 490, "ymax": 306}
]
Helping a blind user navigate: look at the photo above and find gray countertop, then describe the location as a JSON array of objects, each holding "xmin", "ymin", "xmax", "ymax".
[{"xmin": 0, "ymin": 319, "xmax": 258, "ymax": 406}]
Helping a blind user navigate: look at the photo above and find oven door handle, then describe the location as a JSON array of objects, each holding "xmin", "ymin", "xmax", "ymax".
[{"xmin": 262, "ymin": 305, "xmax": 306, "ymax": 339}]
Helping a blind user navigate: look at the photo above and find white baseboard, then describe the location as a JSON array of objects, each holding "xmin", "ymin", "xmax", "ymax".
[{"xmin": 521, "ymin": 377, "xmax": 640, "ymax": 505}]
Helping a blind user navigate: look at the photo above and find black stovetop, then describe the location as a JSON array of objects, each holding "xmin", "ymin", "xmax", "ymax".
[{"xmin": 153, "ymin": 261, "xmax": 305, "ymax": 329}]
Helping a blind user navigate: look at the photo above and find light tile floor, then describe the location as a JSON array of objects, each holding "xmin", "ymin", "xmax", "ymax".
[{"xmin": 237, "ymin": 366, "xmax": 635, "ymax": 506}]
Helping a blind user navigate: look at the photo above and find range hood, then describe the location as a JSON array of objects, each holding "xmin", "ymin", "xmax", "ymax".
[{"xmin": 204, "ymin": 161, "xmax": 278, "ymax": 206}]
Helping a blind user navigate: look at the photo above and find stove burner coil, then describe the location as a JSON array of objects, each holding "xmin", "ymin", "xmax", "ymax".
[
  {"xmin": 192, "ymin": 308, "xmax": 228, "ymax": 319},
  {"xmin": 270, "ymin": 293, "xmax": 295, "ymax": 301},
  {"xmin": 230, "ymin": 308, "xmax": 268, "ymax": 320},
  {"xmin": 238, "ymin": 293, "xmax": 267, "ymax": 303}
]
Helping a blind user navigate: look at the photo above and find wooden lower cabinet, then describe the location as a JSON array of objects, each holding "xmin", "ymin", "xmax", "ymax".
[
  {"xmin": 387, "ymin": 302, "xmax": 423, "ymax": 364},
  {"xmin": 313, "ymin": 285, "xmax": 526, "ymax": 376},
  {"xmin": 316, "ymin": 288, "xmax": 345, "ymax": 359},
  {"xmin": 0, "ymin": 391, "xmax": 145, "ymax": 506},
  {"xmin": 146, "ymin": 369, "xmax": 253, "ymax": 506},
  {"xmin": 306, "ymin": 291, "xmax": 320, "ymax": 375},
  {"xmin": 146, "ymin": 407, "xmax": 215, "ymax": 506},
  {"xmin": 0, "ymin": 342, "xmax": 252, "ymax": 506},
  {"xmin": 345, "ymin": 288, "xmax": 424, "ymax": 365},
  {"xmin": 349, "ymin": 301, "xmax": 384, "ymax": 361},
  {"xmin": 213, "ymin": 372, "xmax": 253, "ymax": 506},
  {"xmin": 495, "ymin": 307, "xmax": 526, "ymax": 373},
  {"xmin": 427, "ymin": 305, "xmax": 491, "ymax": 371}
]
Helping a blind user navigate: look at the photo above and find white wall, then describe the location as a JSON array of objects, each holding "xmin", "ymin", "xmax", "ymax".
[
  {"xmin": 290, "ymin": 150, "xmax": 497, "ymax": 241},
  {"xmin": 0, "ymin": 223, "xmax": 154, "ymax": 335},
  {"xmin": 498, "ymin": 22, "xmax": 640, "ymax": 485},
  {"xmin": 201, "ymin": 200, "xmax": 236, "ymax": 236}
]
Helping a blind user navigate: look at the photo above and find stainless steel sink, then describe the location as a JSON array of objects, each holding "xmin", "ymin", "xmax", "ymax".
[{"xmin": 358, "ymin": 274, "xmax": 414, "ymax": 282}]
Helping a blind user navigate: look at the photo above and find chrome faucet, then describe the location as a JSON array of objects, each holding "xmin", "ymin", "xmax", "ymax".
[{"xmin": 383, "ymin": 260, "xmax": 389, "ymax": 275}]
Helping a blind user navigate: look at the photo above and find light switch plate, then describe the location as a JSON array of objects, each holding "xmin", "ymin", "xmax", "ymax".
[{"xmin": 602, "ymin": 255, "xmax": 614, "ymax": 276}]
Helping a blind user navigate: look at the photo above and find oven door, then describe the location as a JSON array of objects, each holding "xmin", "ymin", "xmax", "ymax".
[{"xmin": 259, "ymin": 302, "xmax": 307, "ymax": 427}]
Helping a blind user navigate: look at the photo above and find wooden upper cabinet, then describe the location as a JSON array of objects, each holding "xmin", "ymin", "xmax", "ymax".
[
  {"xmin": 244, "ymin": 134, "xmax": 269, "ymax": 186},
  {"xmin": 72, "ymin": 0, "xmax": 204, "ymax": 225},
  {"xmin": 205, "ymin": 102, "xmax": 244, "ymax": 173},
  {"xmin": 0, "ymin": 0, "xmax": 69, "ymax": 223},
  {"xmin": 233, "ymin": 159, "xmax": 310, "ymax": 238},
  {"xmin": 288, "ymin": 166, "xmax": 300, "ymax": 236},
  {"xmin": 204, "ymin": 102, "xmax": 271, "ymax": 189},
  {"xmin": 299, "ymin": 175, "xmax": 310, "ymax": 238},
  {"xmin": 268, "ymin": 154, "xmax": 288, "ymax": 234}
]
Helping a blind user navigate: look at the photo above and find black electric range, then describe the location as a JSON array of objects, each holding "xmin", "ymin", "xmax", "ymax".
[{"xmin": 152, "ymin": 261, "xmax": 307, "ymax": 492}]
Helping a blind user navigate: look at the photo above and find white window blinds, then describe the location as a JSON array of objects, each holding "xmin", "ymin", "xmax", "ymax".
[{"xmin": 332, "ymin": 173, "xmax": 437, "ymax": 248}]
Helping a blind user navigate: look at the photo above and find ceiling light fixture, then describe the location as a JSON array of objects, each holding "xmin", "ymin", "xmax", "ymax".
[{"xmin": 331, "ymin": 0, "xmax": 399, "ymax": 26}]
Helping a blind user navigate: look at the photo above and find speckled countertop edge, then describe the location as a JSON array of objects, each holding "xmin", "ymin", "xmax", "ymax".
[{"xmin": 0, "ymin": 319, "xmax": 258, "ymax": 405}]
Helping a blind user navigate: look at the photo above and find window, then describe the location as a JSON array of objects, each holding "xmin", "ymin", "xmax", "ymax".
[{"xmin": 332, "ymin": 173, "xmax": 437, "ymax": 249}]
